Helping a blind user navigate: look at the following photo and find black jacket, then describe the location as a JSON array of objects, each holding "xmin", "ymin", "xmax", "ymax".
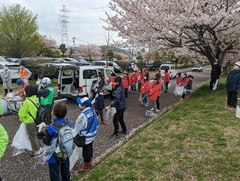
[
  {"xmin": 211, "ymin": 64, "xmax": 221, "ymax": 79},
  {"xmin": 110, "ymin": 84, "xmax": 126, "ymax": 110}
]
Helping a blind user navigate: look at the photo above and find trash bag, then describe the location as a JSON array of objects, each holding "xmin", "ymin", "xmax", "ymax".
[
  {"xmin": 105, "ymin": 82, "xmax": 112, "ymax": 91},
  {"xmin": 236, "ymin": 106, "xmax": 240, "ymax": 118},
  {"xmin": 105, "ymin": 107, "xmax": 116, "ymax": 122},
  {"xmin": 36, "ymin": 138, "xmax": 57, "ymax": 165},
  {"xmin": 11, "ymin": 122, "xmax": 32, "ymax": 156},
  {"xmin": 69, "ymin": 146, "xmax": 82, "ymax": 170},
  {"xmin": 173, "ymin": 86, "xmax": 184, "ymax": 96},
  {"xmin": 212, "ymin": 79, "xmax": 219, "ymax": 90}
]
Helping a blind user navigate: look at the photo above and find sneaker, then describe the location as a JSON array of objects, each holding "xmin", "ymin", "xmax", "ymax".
[
  {"xmin": 110, "ymin": 132, "xmax": 118, "ymax": 137},
  {"xmin": 180, "ymin": 98, "xmax": 184, "ymax": 101},
  {"xmin": 225, "ymin": 105, "xmax": 231, "ymax": 109},
  {"xmin": 229, "ymin": 106, "xmax": 236, "ymax": 110},
  {"xmin": 156, "ymin": 109, "xmax": 160, "ymax": 113},
  {"xmin": 119, "ymin": 131, "xmax": 127, "ymax": 135},
  {"xmin": 30, "ymin": 149, "xmax": 44, "ymax": 158},
  {"xmin": 150, "ymin": 107, "xmax": 154, "ymax": 111}
]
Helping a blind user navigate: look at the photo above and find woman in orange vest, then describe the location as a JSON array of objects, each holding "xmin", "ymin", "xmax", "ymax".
[
  {"xmin": 176, "ymin": 72, "xmax": 183, "ymax": 86},
  {"xmin": 129, "ymin": 71, "xmax": 137, "ymax": 93},
  {"xmin": 20, "ymin": 62, "xmax": 32, "ymax": 82},
  {"xmin": 122, "ymin": 73, "xmax": 130, "ymax": 99},
  {"xmin": 108, "ymin": 73, "xmax": 116, "ymax": 100},
  {"xmin": 163, "ymin": 69, "xmax": 170, "ymax": 93},
  {"xmin": 149, "ymin": 78, "xmax": 161, "ymax": 115},
  {"xmin": 137, "ymin": 70, "xmax": 144, "ymax": 91},
  {"xmin": 140, "ymin": 76, "xmax": 150, "ymax": 106}
]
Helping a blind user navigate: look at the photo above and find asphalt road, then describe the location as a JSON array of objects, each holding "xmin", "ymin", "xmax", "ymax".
[{"xmin": 0, "ymin": 67, "xmax": 212, "ymax": 181}]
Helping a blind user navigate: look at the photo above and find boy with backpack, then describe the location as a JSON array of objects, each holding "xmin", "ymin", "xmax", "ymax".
[{"xmin": 39, "ymin": 103, "xmax": 73, "ymax": 181}]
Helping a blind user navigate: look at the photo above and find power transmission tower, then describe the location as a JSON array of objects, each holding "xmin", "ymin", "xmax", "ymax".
[{"xmin": 60, "ymin": 5, "xmax": 69, "ymax": 45}]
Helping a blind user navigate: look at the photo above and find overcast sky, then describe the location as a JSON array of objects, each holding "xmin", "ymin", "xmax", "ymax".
[{"xmin": 3, "ymin": 0, "xmax": 117, "ymax": 46}]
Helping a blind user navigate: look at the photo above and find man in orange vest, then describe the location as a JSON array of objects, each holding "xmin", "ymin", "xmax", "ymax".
[{"xmin": 19, "ymin": 62, "xmax": 32, "ymax": 82}]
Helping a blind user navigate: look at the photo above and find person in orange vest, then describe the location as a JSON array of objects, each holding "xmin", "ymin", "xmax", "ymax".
[
  {"xmin": 13, "ymin": 79, "xmax": 29, "ymax": 97},
  {"xmin": 140, "ymin": 76, "xmax": 150, "ymax": 106},
  {"xmin": 176, "ymin": 72, "xmax": 183, "ymax": 86},
  {"xmin": 137, "ymin": 70, "xmax": 144, "ymax": 91},
  {"xmin": 108, "ymin": 73, "xmax": 116, "ymax": 100},
  {"xmin": 122, "ymin": 73, "xmax": 130, "ymax": 99},
  {"xmin": 129, "ymin": 71, "xmax": 137, "ymax": 93},
  {"xmin": 163, "ymin": 69, "xmax": 170, "ymax": 93},
  {"xmin": 19, "ymin": 62, "xmax": 32, "ymax": 83},
  {"xmin": 149, "ymin": 78, "xmax": 161, "ymax": 116}
]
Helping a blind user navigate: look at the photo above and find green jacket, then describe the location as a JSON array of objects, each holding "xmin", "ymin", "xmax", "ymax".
[
  {"xmin": 0, "ymin": 124, "xmax": 9, "ymax": 158},
  {"xmin": 18, "ymin": 96, "xmax": 39, "ymax": 124}
]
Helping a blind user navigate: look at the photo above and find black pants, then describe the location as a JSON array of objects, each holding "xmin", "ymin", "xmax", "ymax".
[
  {"xmin": 96, "ymin": 109, "xmax": 104, "ymax": 122},
  {"xmin": 164, "ymin": 82, "xmax": 169, "ymax": 92},
  {"xmin": 83, "ymin": 141, "xmax": 93, "ymax": 162},
  {"xmin": 227, "ymin": 91, "xmax": 238, "ymax": 108},
  {"xmin": 113, "ymin": 108, "xmax": 127, "ymax": 133},
  {"xmin": 156, "ymin": 96, "xmax": 160, "ymax": 110},
  {"xmin": 138, "ymin": 82, "xmax": 142, "ymax": 91},
  {"xmin": 210, "ymin": 76, "xmax": 218, "ymax": 90},
  {"xmin": 48, "ymin": 158, "xmax": 70, "ymax": 181}
]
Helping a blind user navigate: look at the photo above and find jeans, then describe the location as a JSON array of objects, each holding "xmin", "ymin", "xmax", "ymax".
[
  {"xmin": 48, "ymin": 158, "xmax": 70, "ymax": 181},
  {"xmin": 113, "ymin": 108, "xmax": 127, "ymax": 133}
]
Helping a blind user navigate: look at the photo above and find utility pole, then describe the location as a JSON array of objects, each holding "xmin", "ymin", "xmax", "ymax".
[{"xmin": 60, "ymin": 5, "xmax": 69, "ymax": 45}]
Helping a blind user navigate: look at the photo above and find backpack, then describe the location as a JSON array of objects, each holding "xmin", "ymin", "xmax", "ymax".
[
  {"xmin": 53, "ymin": 120, "xmax": 74, "ymax": 161},
  {"xmin": 28, "ymin": 99, "xmax": 50, "ymax": 125}
]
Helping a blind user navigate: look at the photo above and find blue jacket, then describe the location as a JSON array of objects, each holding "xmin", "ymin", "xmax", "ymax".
[
  {"xmin": 95, "ymin": 93, "xmax": 105, "ymax": 110},
  {"xmin": 110, "ymin": 84, "xmax": 126, "ymax": 110},
  {"xmin": 226, "ymin": 70, "xmax": 240, "ymax": 92},
  {"xmin": 45, "ymin": 118, "xmax": 72, "ymax": 163}
]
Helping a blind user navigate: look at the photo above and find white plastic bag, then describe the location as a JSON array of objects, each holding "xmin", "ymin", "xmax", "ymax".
[
  {"xmin": 212, "ymin": 79, "xmax": 219, "ymax": 90},
  {"xmin": 11, "ymin": 122, "xmax": 32, "ymax": 156},
  {"xmin": 236, "ymin": 106, "xmax": 240, "ymax": 118},
  {"xmin": 105, "ymin": 107, "xmax": 116, "ymax": 122},
  {"xmin": 173, "ymin": 86, "xmax": 184, "ymax": 96},
  {"xmin": 105, "ymin": 82, "xmax": 112, "ymax": 91},
  {"xmin": 36, "ymin": 138, "xmax": 57, "ymax": 165},
  {"xmin": 69, "ymin": 147, "xmax": 82, "ymax": 170}
]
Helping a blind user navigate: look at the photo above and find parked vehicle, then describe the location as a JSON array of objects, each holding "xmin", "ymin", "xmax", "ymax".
[
  {"xmin": 146, "ymin": 60, "xmax": 154, "ymax": 68},
  {"xmin": 76, "ymin": 59, "xmax": 91, "ymax": 66},
  {"xmin": 6, "ymin": 58, "xmax": 20, "ymax": 63},
  {"xmin": 0, "ymin": 61, "xmax": 21, "ymax": 83},
  {"xmin": 159, "ymin": 63, "xmax": 178, "ymax": 79},
  {"xmin": 127, "ymin": 63, "xmax": 138, "ymax": 72},
  {"xmin": 192, "ymin": 65, "xmax": 203, "ymax": 72},
  {"xmin": 91, "ymin": 60, "xmax": 122, "ymax": 73},
  {"xmin": 57, "ymin": 64, "xmax": 116, "ymax": 99}
]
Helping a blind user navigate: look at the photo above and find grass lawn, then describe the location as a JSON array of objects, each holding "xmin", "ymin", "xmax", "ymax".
[{"xmin": 74, "ymin": 76, "xmax": 240, "ymax": 180}]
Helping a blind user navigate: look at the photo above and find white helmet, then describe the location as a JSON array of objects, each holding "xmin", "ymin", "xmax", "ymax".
[{"xmin": 41, "ymin": 77, "xmax": 51, "ymax": 85}]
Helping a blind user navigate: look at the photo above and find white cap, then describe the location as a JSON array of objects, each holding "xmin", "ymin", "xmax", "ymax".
[
  {"xmin": 41, "ymin": 77, "xmax": 51, "ymax": 85},
  {"xmin": 235, "ymin": 62, "xmax": 240, "ymax": 66}
]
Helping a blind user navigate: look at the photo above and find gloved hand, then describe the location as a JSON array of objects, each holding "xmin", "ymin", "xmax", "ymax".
[{"xmin": 37, "ymin": 122, "xmax": 46, "ymax": 132}]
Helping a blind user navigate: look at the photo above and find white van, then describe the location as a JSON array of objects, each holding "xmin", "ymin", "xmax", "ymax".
[
  {"xmin": 159, "ymin": 64, "xmax": 178, "ymax": 79},
  {"xmin": 57, "ymin": 64, "xmax": 116, "ymax": 99}
]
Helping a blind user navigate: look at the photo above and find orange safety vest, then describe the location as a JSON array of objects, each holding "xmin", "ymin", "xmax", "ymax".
[{"xmin": 20, "ymin": 67, "xmax": 29, "ymax": 79}]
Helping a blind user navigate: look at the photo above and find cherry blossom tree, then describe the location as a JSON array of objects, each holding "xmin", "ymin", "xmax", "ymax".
[
  {"xmin": 77, "ymin": 43, "xmax": 102, "ymax": 61},
  {"xmin": 105, "ymin": 0, "xmax": 240, "ymax": 72},
  {"xmin": 39, "ymin": 35, "xmax": 58, "ymax": 57}
]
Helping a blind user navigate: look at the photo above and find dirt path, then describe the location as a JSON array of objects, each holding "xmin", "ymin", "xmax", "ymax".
[{"xmin": 0, "ymin": 68, "xmax": 211, "ymax": 181}]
